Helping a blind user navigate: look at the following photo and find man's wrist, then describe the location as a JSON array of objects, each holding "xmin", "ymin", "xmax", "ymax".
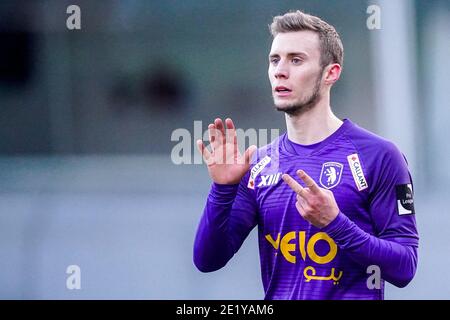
[
  {"xmin": 321, "ymin": 211, "xmax": 347, "ymax": 236},
  {"xmin": 209, "ymin": 182, "xmax": 240, "ymax": 203}
]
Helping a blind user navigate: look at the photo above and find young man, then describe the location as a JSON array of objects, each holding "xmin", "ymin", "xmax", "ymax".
[{"xmin": 193, "ymin": 10, "xmax": 418, "ymax": 299}]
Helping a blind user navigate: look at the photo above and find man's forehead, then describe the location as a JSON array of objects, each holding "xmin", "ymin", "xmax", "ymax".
[{"xmin": 270, "ymin": 31, "xmax": 320, "ymax": 56}]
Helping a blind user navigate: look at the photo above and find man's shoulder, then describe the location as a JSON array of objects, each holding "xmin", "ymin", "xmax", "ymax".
[
  {"xmin": 344, "ymin": 121, "xmax": 409, "ymax": 175},
  {"xmin": 345, "ymin": 121, "xmax": 401, "ymax": 157}
]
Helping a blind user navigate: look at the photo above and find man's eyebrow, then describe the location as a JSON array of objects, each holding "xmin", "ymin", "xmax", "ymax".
[{"xmin": 269, "ymin": 52, "xmax": 309, "ymax": 59}]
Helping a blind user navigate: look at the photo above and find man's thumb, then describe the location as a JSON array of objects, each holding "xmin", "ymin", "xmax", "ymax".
[{"xmin": 244, "ymin": 145, "xmax": 257, "ymax": 164}]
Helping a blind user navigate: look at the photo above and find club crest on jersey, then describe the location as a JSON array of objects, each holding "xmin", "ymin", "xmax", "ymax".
[
  {"xmin": 319, "ymin": 162, "xmax": 343, "ymax": 189},
  {"xmin": 248, "ymin": 156, "xmax": 271, "ymax": 189}
]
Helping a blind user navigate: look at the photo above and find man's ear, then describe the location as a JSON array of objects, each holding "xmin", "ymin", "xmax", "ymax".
[{"xmin": 323, "ymin": 63, "xmax": 342, "ymax": 85}]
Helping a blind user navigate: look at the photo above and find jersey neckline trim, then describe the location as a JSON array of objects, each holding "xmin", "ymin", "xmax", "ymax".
[{"xmin": 281, "ymin": 118, "xmax": 354, "ymax": 157}]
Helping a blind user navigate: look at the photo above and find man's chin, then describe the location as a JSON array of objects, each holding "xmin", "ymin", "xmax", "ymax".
[
  {"xmin": 274, "ymin": 102, "xmax": 296, "ymax": 112},
  {"xmin": 274, "ymin": 103, "xmax": 311, "ymax": 116},
  {"xmin": 275, "ymin": 105, "xmax": 289, "ymax": 112}
]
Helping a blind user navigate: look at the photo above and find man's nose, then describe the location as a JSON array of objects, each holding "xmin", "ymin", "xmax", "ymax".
[{"xmin": 274, "ymin": 62, "xmax": 289, "ymax": 79}]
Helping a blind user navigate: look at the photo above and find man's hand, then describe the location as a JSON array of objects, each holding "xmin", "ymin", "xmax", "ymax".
[
  {"xmin": 196, "ymin": 118, "xmax": 257, "ymax": 185},
  {"xmin": 282, "ymin": 170, "xmax": 340, "ymax": 228}
]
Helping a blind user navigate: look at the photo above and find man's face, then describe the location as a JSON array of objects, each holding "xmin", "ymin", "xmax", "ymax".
[{"xmin": 268, "ymin": 31, "xmax": 324, "ymax": 115}]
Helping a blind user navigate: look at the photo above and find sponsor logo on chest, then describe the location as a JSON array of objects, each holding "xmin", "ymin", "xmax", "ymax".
[{"xmin": 347, "ymin": 153, "xmax": 368, "ymax": 191}]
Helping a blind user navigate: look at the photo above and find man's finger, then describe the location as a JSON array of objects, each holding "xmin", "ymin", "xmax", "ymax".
[
  {"xmin": 243, "ymin": 145, "xmax": 257, "ymax": 165},
  {"xmin": 214, "ymin": 118, "xmax": 226, "ymax": 144},
  {"xmin": 295, "ymin": 201, "xmax": 306, "ymax": 218},
  {"xmin": 196, "ymin": 140, "xmax": 213, "ymax": 165},
  {"xmin": 282, "ymin": 174, "xmax": 305, "ymax": 196},
  {"xmin": 208, "ymin": 124, "xmax": 220, "ymax": 151},
  {"xmin": 225, "ymin": 118, "xmax": 235, "ymax": 130},
  {"xmin": 225, "ymin": 118, "xmax": 237, "ymax": 147},
  {"xmin": 296, "ymin": 193, "xmax": 308, "ymax": 205},
  {"xmin": 297, "ymin": 170, "xmax": 321, "ymax": 194}
]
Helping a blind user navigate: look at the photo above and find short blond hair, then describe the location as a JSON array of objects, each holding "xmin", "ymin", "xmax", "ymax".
[{"xmin": 269, "ymin": 10, "xmax": 344, "ymax": 68}]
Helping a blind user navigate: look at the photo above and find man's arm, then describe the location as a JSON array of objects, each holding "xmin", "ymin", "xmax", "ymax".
[
  {"xmin": 193, "ymin": 175, "xmax": 258, "ymax": 272},
  {"xmin": 282, "ymin": 143, "xmax": 419, "ymax": 288},
  {"xmin": 321, "ymin": 212, "xmax": 417, "ymax": 287},
  {"xmin": 325, "ymin": 144, "xmax": 419, "ymax": 287},
  {"xmin": 193, "ymin": 118, "xmax": 257, "ymax": 272}
]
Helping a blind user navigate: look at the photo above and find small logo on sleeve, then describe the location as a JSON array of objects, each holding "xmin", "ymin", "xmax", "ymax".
[
  {"xmin": 347, "ymin": 153, "xmax": 368, "ymax": 191},
  {"xmin": 248, "ymin": 156, "xmax": 271, "ymax": 189},
  {"xmin": 396, "ymin": 184, "xmax": 415, "ymax": 215}
]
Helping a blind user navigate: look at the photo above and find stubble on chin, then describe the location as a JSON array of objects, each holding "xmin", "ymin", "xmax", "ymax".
[
  {"xmin": 273, "ymin": 76, "xmax": 322, "ymax": 116},
  {"xmin": 274, "ymin": 93, "xmax": 319, "ymax": 116}
]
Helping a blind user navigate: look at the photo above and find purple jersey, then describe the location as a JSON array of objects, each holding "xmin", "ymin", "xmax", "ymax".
[{"xmin": 194, "ymin": 119, "xmax": 419, "ymax": 299}]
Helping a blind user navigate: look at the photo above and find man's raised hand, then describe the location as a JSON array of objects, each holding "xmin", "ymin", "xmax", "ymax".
[
  {"xmin": 196, "ymin": 118, "xmax": 257, "ymax": 185},
  {"xmin": 282, "ymin": 170, "xmax": 340, "ymax": 228}
]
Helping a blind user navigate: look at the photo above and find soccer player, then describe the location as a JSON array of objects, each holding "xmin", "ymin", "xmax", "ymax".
[{"xmin": 193, "ymin": 10, "xmax": 418, "ymax": 299}]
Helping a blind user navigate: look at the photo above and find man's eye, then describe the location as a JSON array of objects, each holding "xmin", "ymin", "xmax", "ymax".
[
  {"xmin": 292, "ymin": 58, "xmax": 302, "ymax": 64},
  {"xmin": 270, "ymin": 59, "xmax": 279, "ymax": 65}
]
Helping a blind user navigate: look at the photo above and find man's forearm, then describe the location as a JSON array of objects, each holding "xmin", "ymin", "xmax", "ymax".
[
  {"xmin": 322, "ymin": 212, "xmax": 418, "ymax": 288},
  {"xmin": 193, "ymin": 183, "xmax": 239, "ymax": 272}
]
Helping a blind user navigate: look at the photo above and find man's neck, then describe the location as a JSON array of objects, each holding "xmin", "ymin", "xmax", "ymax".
[{"xmin": 285, "ymin": 98, "xmax": 343, "ymax": 145}]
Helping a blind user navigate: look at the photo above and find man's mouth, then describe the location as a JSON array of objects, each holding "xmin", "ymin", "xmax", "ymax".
[{"xmin": 275, "ymin": 86, "xmax": 292, "ymax": 96}]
